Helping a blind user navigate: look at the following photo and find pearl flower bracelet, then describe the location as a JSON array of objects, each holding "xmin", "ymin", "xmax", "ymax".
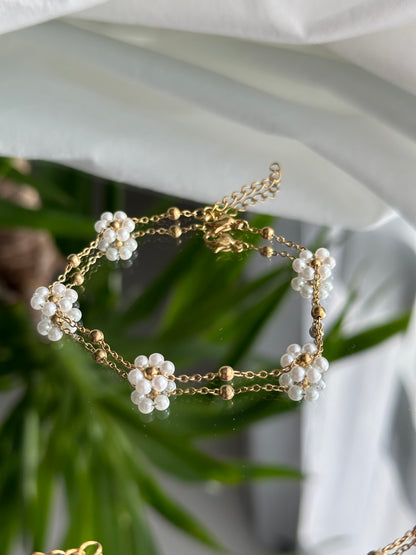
[{"xmin": 31, "ymin": 163, "xmax": 336, "ymax": 416}]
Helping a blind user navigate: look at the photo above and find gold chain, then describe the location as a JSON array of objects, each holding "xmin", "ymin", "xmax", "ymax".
[{"xmin": 32, "ymin": 540, "xmax": 103, "ymax": 555}]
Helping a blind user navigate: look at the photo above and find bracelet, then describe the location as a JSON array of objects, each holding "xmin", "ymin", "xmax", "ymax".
[{"xmin": 30, "ymin": 163, "xmax": 336, "ymax": 415}]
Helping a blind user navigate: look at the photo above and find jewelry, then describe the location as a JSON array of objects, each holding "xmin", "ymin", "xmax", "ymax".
[
  {"xmin": 32, "ymin": 541, "xmax": 102, "ymax": 555},
  {"xmin": 30, "ymin": 163, "xmax": 336, "ymax": 415}
]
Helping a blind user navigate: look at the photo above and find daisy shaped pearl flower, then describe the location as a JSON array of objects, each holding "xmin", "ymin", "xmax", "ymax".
[
  {"xmin": 278, "ymin": 342, "xmax": 329, "ymax": 402},
  {"xmin": 30, "ymin": 283, "xmax": 81, "ymax": 341},
  {"xmin": 95, "ymin": 211, "xmax": 138, "ymax": 262},
  {"xmin": 128, "ymin": 353, "xmax": 176, "ymax": 414},
  {"xmin": 290, "ymin": 247, "xmax": 336, "ymax": 301}
]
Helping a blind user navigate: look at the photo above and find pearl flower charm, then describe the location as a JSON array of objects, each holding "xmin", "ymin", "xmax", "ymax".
[
  {"xmin": 95, "ymin": 211, "xmax": 138, "ymax": 262},
  {"xmin": 290, "ymin": 247, "xmax": 335, "ymax": 300},
  {"xmin": 30, "ymin": 283, "xmax": 81, "ymax": 341},
  {"xmin": 278, "ymin": 342, "xmax": 329, "ymax": 402},
  {"xmin": 128, "ymin": 353, "xmax": 176, "ymax": 414}
]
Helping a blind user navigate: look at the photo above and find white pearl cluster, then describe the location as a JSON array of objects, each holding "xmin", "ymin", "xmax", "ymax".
[
  {"xmin": 278, "ymin": 343, "xmax": 329, "ymax": 402},
  {"xmin": 128, "ymin": 353, "xmax": 176, "ymax": 414},
  {"xmin": 290, "ymin": 247, "xmax": 335, "ymax": 301},
  {"xmin": 30, "ymin": 283, "xmax": 81, "ymax": 341},
  {"xmin": 94, "ymin": 211, "xmax": 138, "ymax": 262}
]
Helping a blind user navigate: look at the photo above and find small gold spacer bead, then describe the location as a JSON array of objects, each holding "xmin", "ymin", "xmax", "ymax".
[
  {"xmin": 261, "ymin": 226, "xmax": 274, "ymax": 240},
  {"xmin": 309, "ymin": 326, "xmax": 317, "ymax": 338},
  {"xmin": 310, "ymin": 258, "xmax": 322, "ymax": 269},
  {"xmin": 72, "ymin": 273, "xmax": 84, "ymax": 286},
  {"xmin": 297, "ymin": 353, "xmax": 313, "ymax": 367},
  {"xmin": 311, "ymin": 305, "xmax": 326, "ymax": 319},
  {"xmin": 144, "ymin": 367, "xmax": 159, "ymax": 379},
  {"xmin": 110, "ymin": 221, "xmax": 121, "ymax": 230},
  {"xmin": 67, "ymin": 254, "xmax": 81, "ymax": 267},
  {"xmin": 367, "ymin": 552, "xmax": 382, "ymax": 555},
  {"xmin": 93, "ymin": 349, "xmax": 107, "ymax": 363},
  {"xmin": 115, "ymin": 240, "xmax": 123, "ymax": 248},
  {"xmin": 148, "ymin": 390, "xmax": 161, "ymax": 400},
  {"xmin": 220, "ymin": 384, "xmax": 235, "ymax": 400},
  {"xmin": 89, "ymin": 329, "xmax": 104, "ymax": 344},
  {"xmin": 50, "ymin": 294, "xmax": 59, "ymax": 303},
  {"xmin": 167, "ymin": 207, "xmax": 181, "ymax": 220},
  {"xmin": 259, "ymin": 245, "xmax": 274, "ymax": 258},
  {"xmin": 169, "ymin": 225, "xmax": 182, "ymax": 238},
  {"xmin": 218, "ymin": 366, "xmax": 234, "ymax": 381}
]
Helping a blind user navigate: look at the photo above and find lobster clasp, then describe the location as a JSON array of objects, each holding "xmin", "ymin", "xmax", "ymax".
[{"xmin": 203, "ymin": 214, "xmax": 245, "ymax": 253}]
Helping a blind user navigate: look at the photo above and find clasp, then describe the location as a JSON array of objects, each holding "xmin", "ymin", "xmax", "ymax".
[{"xmin": 203, "ymin": 214, "xmax": 247, "ymax": 253}]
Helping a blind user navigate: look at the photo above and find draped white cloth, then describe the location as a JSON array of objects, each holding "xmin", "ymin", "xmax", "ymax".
[{"xmin": 1, "ymin": 2, "xmax": 416, "ymax": 554}]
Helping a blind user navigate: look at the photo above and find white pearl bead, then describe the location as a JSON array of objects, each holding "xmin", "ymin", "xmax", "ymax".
[
  {"xmin": 292, "ymin": 258, "xmax": 306, "ymax": 273},
  {"xmin": 290, "ymin": 365, "xmax": 305, "ymax": 382},
  {"xmin": 160, "ymin": 361, "xmax": 175, "ymax": 375},
  {"xmin": 35, "ymin": 286, "xmax": 49, "ymax": 298},
  {"xmin": 319, "ymin": 289, "xmax": 329, "ymax": 301},
  {"xmin": 291, "ymin": 277, "xmax": 305, "ymax": 291},
  {"xmin": 98, "ymin": 239, "xmax": 109, "ymax": 252},
  {"xmin": 116, "ymin": 228, "xmax": 130, "ymax": 242},
  {"xmin": 301, "ymin": 266, "xmax": 314, "ymax": 281},
  {"xmin": 326, "ymin": 256, "xmax": 336, "ymax": 269},
  {"xmin": 124, "ymin": 238, "xmax": 138, "ymax": 252},
  {"xmin": 300, "ymin": 284, "xmax": 313, "ymax": 299},
  {"xmin": 288, "ymin": 385, "xmax": 303, "ymax": 401},
  {"xmin": 320, "ymin": 281, "xmax": 333, "ymax": 293},
  {"xmin": 280, "ymin": 353, "xmax": 293, "ymax": 368},
  {"xmin": 94, "ymin": 220, "xmax": 107, "ymax": 233},
  {"xmin": 58, "ymin": 299, "xmax": 72, "ymax": 313},
  {"xmin": 52, "ymin": 283, "xmax": 66, "ymax": 295},
  {"xmin": 154, "ymin": 395, "xmax": 170, "ymax": 411},
  {"xmin": 287, "ymin": 343, "xmax": 302, "ymax": 356},
  {"xmin": 152, "ymin": 375, "xmax": 168, "ymax": 392},
  {"xmin": 42, "ymin": 302, "xmax": 57, "ymax": 317},
  {"xmin": 68, "ymin": 308, "xmax": 82, "ymax": 322},
  {"xmin": 138, "ymin": 397, "xmax": 154, "ymax": 414},
  {"xmin": 315, "ymin": 247, "xmax": 330, "ymax": 260},
  {"xmin": 103, "ymin": 229, "xmax": 116, "ymax": 243},
  {"xmin": 299, "ymin": 250, "xmax": 313, "ymax": 261},
  {"xmin": 149, "ymin": 353, "xmax": 164, "ymax": 367},
  {"xmin": 37, "ymin": 319, "xmax": 51, "ymax": 335},
  {"xmin": 64, "ymin": 289, "xmax": 78, "ymax": 303},
  {"xmin": 302, "ymin": 342, "xmax": 317, "ymax": 354},
  {"xmin": 165, "ymin": 380, "xmax": 177, "ymax": 393},
  {"xmin": 119, "ymin": 247, "xmax": 132, "ymax": 261},
  {"xmin": 279, "ymin": 373, "xmax": 293, "ymax": 387},
  {"xmin": 136, "ymin": 379, "xmax": 152, "ymax": 395},
  {"xmin": 318, "ymin": 265, "xmax": 332, "ymax": 280},
  {"xmin": 106, "ymin": 248, "xmax": 119, "ymax": 261},
  {"xmin": 134, "ymin": 355, "xmax": 149, "ymax": 368},
  {"xmin": 48, "ymin": 327, "xmax": 63, "ymax": 341},
  {"xmin": 122, "ymin": 218, "xmax": 135, "ymax": 233},
  {"xmin": 317, "ymin": 378, "xmax": 326, "ymax": 391},
  {"xmin": 304, "ymin": 387, "xmax": 319, "ymax": 402},
  {"xmin": 128, "ymin": 369, "xmax": 143, "ymax": 386},
  {"xmin": 130, "ymin": 390, "xmax": 143, "ymax": 405},
  {"xmin": 313, "ymin": 356, "xmax": 329, "ymax": 372},
  {"xmin": 101, "ymin": 212, "xmax": 113, "ymax": 222},
  {"xmin": 30, "ymin": 295, "xmax": 45, "ymax": 310},
  {"xmin": 114, "ymin": 210, "xmax": 127, "ymax": 221},
  {"xmin": 306, "ymin": 367, "xmax": 321, "ymax": 384}
]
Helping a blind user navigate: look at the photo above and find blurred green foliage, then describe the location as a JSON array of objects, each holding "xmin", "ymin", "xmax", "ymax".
[{"xmin": 0, "ymin": 158, "xmax": 410, "ymax": 554}]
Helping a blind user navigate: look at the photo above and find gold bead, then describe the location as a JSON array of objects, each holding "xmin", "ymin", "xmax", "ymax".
[
  {"xmin": 67, "ymin": 254, "xmax": 80, "ymax": 267},
  {"xmin": 220, "ymin": 384, "xmax": 235, "ymax": 400},
  {"xmin": 261, "ymin": 226, "xmax": 274, "ymax": 240},
  {"xmin": 93, "ymin": 349, "xmax": 107, "ymax": 363},
  {"xmin": 144, "ymin": 367, "xmax": 159, "ymax": 379},
  {"xmin": 259, "ymin": 245, "xmax": 274, "ymax": 258},
  {"xmin": 89, "ymin": 329, "xmax": 104, "ymax": 344},
  {"xmin": 110, "ymin": 221, "xmax": 121, "ymax": 230},
  {"xmin": 311, "ymin": 305, "xmax": 326, "ymax": 319},
  {"xmin": 115, "ymin": 240, "xmax": 123, "ymax": 248},
  {"xmin": 169, "ymin": 225, "xmax": 182, "ymax": 238},
  {"xmin": 309, "ymin": 326, "xmax": 317, "ymax": 338},
  {"xmin": 367, "ymin": 552, "xmax": 382, "ymax": 555},
  {"xmin": 310, "ymin": 258, "xmax": 322, "ymax": 269},
  {"xmin": 49, "ymin": 294, "xmax": 59, "ymax": 303},
  {"xmin": 297, "ymin": 353, "xmax": 313, "ymax": 366},
  {"xmin": 72, "ymin": 273, "xmax": 84, "ymax": 286},
  {"xmin": 167, "ymin": 207, "xmax": 181, "ymax": 220},
  {"xmin": 218, "ymin": 366, "xmax": 234, "ymax": 381}
]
